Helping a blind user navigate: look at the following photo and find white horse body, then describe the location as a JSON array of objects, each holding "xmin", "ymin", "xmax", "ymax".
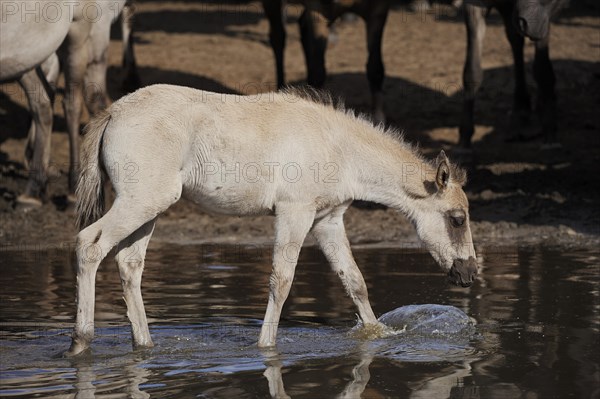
[
  {"xmin": 1, "ymin": 1, "xmax": 92, "ymax": 203},
  {"xmin": 1, "ymin": 0, "xmax": 137, "ymax": 204},
  {"xmin": 0, "ymin": 3, "xmax": 72, "ymax": 80},
  {"xmin": 68, "ymin": 84, "xmax": 478, "ymax": 356}
]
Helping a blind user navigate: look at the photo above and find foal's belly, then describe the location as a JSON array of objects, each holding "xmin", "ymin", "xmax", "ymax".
[{"xmin": 181, "ymin": 181, "xmax": 275, "ymax": 217}]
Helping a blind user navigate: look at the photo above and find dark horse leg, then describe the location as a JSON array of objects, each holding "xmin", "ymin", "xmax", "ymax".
[
  {"xmin": 498, "ymin": 2, "xmax": 531, "ymax": 142},
  {"xmin": 360, "ymin": 0, "xmax": 390, "ymax": 125},
  {"xmin": 299, "ymin": 1, "xmax": 329, "ymax": 88},
  {"xmin": 121, "ymin": 0, "xmax": 141, "ymax": 93},
  {"xmin": 533, "ymin": 34, "xmax": 558, "ymax": 146},
  {"xmin": 459, "ymin": 3, "xmax": 487, "ymax": 149},
  {"xmin": 262, "ymin": 0, "xmax": 286, "ymax": 88}
]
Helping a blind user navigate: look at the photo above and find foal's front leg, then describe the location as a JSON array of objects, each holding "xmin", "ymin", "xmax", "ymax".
[
  {"xmin": 258, "ymin": 205, "xmax": 316, "ymax": 347},
  {"xmin": 311, "ymin": 206, "xmax": 378, "ymax": 326}
]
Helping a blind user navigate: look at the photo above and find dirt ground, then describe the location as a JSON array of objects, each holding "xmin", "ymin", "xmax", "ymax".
[{"xmin": 1, "ymin": 1, "xmax": 599, "ymax": 250}]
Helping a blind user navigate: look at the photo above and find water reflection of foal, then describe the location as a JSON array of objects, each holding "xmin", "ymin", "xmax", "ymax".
[{"xmin": 66, "ymin": 85, "xmax": 477, "ymax": 356}]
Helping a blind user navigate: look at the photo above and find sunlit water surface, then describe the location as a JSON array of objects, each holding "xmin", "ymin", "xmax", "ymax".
[{"xmin": 1, "ymin": 244, "xmax": 598, "ymax": 398}]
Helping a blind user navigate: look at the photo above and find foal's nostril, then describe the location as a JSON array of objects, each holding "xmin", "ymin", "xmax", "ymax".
[{"xmin": 518, "ymin": 18, "xmax": 528, "ymax": 34}]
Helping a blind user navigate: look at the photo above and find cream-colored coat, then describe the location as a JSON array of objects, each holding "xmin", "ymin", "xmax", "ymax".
[{"xmin": 67, "ymin": 85, "xmax": 477, "ymax": 356}]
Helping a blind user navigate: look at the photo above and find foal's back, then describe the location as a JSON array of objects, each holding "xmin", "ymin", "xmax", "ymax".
[{"xmin": 103, "ymin": 85, "xmax": 357, "ymax": 216}]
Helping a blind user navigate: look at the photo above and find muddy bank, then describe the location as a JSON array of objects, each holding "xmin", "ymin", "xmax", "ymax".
[
  {"xmin": 0, "ymin": 198, "xmax": 597, "ymax": 250},
  {"xmin": 1, "ymin": 1, "xmax": 599, "ymax": 250}
]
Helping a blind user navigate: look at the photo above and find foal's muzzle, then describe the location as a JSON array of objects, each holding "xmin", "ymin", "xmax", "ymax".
[{"xmin": 447, "ymin": 257, "xmax": 478, "ymax": 287}]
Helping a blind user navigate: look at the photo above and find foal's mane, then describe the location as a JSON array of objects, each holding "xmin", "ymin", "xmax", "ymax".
[
  {"xmin": 281, "ymin": 86, "xmax": 467, "ymax": 186},
  {"xmin": 282, "ymin": 85, "xmax": 402, "ymax": 139},
  {"xmin": 281, "ymin": 85, "xmax": 345, "ymax": 112}
]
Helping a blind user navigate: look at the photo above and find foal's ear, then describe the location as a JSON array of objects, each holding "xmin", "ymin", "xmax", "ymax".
[{"xmin": 435, "ymin": 150, "xmax": 450, "ymax": 191}]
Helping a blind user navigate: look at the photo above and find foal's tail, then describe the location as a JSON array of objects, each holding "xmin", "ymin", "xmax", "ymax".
[{"xmin": 76, "ymin": 109, "xmax": 111, "ymax": 230}]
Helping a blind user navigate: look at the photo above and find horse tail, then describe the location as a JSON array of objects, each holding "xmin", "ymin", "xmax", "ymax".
[{"xmin": 76, "ymin": 109, "xmax": 111, "ymax": 230}]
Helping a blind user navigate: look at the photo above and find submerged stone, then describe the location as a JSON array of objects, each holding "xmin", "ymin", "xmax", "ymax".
[{"xmin": 378, "ymin": 304, "xmax": 475, "ymax": 336}]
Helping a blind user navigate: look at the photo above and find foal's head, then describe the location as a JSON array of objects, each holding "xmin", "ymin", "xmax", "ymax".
[{"xmin": 413, "ymin": 151, "xmax": 477, "ymax": 287}]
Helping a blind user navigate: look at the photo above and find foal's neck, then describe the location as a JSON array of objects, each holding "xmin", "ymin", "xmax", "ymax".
[{"xmin": 350, "ymin": 125, "xmax": 435, "ymax": 213}]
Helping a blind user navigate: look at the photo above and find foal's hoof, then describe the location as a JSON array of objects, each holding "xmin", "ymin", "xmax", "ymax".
[
  {"xmin": 63, "ymin": 340, "xmax": 90, "ymax": 358},
  {"xmin": 14, "ymin": 195, "xmax": 43, "ymax": 210},
  {"xmin": 352, "ymin": 321, "xmax": 393, "ymax": 340}
]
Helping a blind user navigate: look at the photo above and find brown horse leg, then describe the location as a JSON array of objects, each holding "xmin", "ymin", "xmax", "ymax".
[{"xmin": 299, "ymin": 2, "xmax": 328, "ymax": 88}]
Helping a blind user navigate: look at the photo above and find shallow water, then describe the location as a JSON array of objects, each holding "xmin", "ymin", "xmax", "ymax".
[{"xmin": 0, "ymin": 244, "xmax": 599, "ymax": 398}]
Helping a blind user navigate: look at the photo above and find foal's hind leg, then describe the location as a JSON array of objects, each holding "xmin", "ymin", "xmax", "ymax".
[
  {"xmin": 312, "ymin": 205, "xmax": 378, "ymax": 326},
  {"xmin": 67, "ymin": 198, "xmax": 177, "ymax": 356},
  {"xmin": 115, "ymin": 218, "xmax": 157, "ymax": 349}
]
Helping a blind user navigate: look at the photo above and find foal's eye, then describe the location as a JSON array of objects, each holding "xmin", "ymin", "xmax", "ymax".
[{"xmin": 449, "ymin": 211, "xmax": 466, "ymax": 228}]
